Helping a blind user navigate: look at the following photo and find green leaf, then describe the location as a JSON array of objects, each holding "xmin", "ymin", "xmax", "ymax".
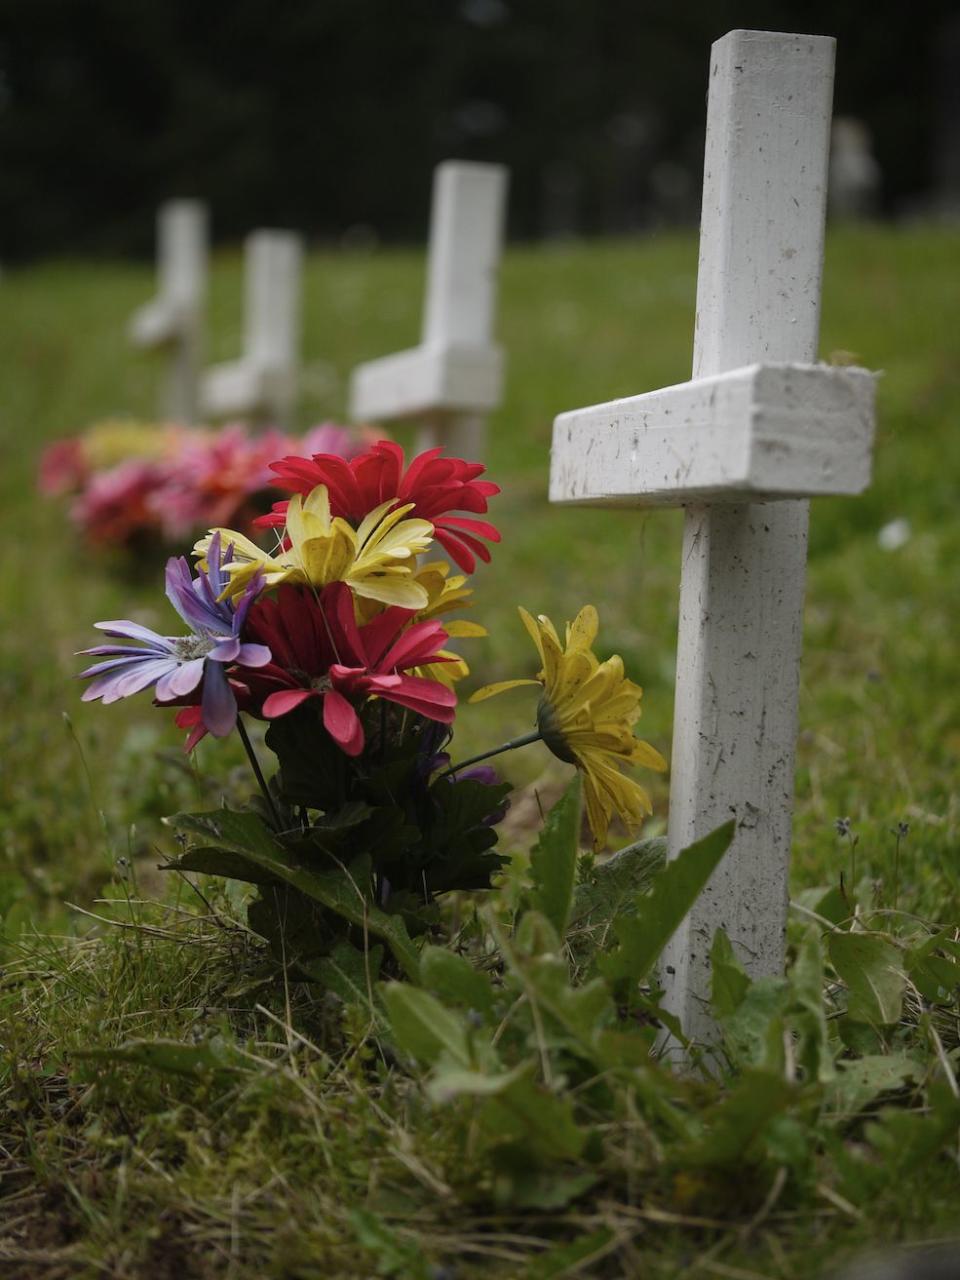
[
  {"xmin": 381, "ymin": 983, "xmax": 471, "ymax": 1067},
  {"xmin": 710, "ymin": 928, "xmax": 751, "ymax": 1020},
  {"xmin": 787, "ymin": 925, "xmax": 834, "ymax": 1084},
  {"xmin": 522, "ymin": 1229, "xmax": 613, "ymax": 1278},
  {"xmin": 420, "ymin": 945, "xmax": 495, "ymax": 1019},
  {"xmin": 906, "ymin": 932, "xmax": 960, "ymax": 1002},
  {"xmin": 75, "ymin": 1037, "xmax": 249, "ymax": 1079},
  {"xmin": 682, "ymin": 1068, "xmax": 796, "ymax": 1168},
  {"xmin": 426, "ymin": 1062, "xmax": 528, "ymax": 1104},
  {"xmin": 166, "ymin": 809, "xmax": 421, "ymax": 980},
  {"xmin": 305, "ymin": 940, "xmax": 384, "ymax": 1013},
  {"xmin": 569, "ymin": 836, "xmax": 665, "ymax": 934},
  {"xmin": 599, "ymin": 820, "xmax": 735, "ymax": 985},
  {"xmin": 825, "ymin": 1054, "xmax": 918, "ymax": 1121},
  {"xmin": 528, "ymin": 776, "xmax": 582, "ymax": 936},
  {"xmin": 829, "ymin": 932, "xmax": 905, "ymax": 1026},
  {"xmin": 162, "ymin": 846, "xmax": 277, "ymax": 885},
  {"xmin": 719, "ymin": 977, "xmax": 792, "ymax": 1071},
  {"xmin": 480, "ymin": 1069, "xmax": 587, "ymax": 1162},
  {"xmin": 348, "ymin": 1208, "xmax": 431, "ymax": 1279}
]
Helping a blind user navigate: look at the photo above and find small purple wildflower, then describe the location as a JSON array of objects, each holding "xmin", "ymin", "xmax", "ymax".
[{"xmin": 78, "ymin": 534, "xmax": 271, "ymax": 737}]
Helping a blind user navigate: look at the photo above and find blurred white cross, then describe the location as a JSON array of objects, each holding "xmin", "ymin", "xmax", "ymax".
[
  {"xmin": 129, "ymin": 199, "xmax": 208, "ymax": 423},
  {"xmin": 350, "ymin": 161, "xmax": 508, "ymax": 460},
  {"xmin": 201, "ymin": 229, "xmax": 303, "ymax": 429}
]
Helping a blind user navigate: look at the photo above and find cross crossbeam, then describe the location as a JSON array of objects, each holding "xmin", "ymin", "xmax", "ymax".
[{"xmin": 551, "ymin": 361, "xmax": 875, "ymax": 507}]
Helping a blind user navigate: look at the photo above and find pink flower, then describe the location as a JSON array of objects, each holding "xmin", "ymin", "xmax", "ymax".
[
  {"xmin": 38, "ymin": 439, "xmax": 87, "ymax": 496},
  {"xmin": 237, "ymin": 582, "xmax": 456, "ymax": 756}
]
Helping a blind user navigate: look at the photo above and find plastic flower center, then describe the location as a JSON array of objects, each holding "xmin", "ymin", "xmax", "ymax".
[
  {"xmin": 309, "ymin": 675, "xmax": 333, "ymax": 694},
  {"xmin": 537, "ymin": 698, "xmax": 578, "ymax": 765},
  {"xmin": 172, "ymin": 634, "xmax": 215, "ymax": 661}
]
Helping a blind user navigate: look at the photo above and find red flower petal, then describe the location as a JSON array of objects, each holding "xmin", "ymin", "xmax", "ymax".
[
  {"xmin": 263, "ymin": 688, "xmax": 316, "ymax": 718},
  {"xmin": 323, "ymin": 688, "xmax": 364, "ymax": 756}
]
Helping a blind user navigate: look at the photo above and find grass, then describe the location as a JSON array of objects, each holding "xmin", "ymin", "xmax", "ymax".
[{"xmin": 2, "ymin": 226, "xmax": 960, "ymax": 1277}]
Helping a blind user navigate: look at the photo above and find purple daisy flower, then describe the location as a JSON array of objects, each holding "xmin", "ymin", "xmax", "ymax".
[{"xmin": 78, "ymin": 533, "xmax": 271, "ymax": 737}]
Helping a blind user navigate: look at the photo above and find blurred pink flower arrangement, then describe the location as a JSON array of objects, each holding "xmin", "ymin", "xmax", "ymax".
[{"xmin": 39, "ymin": 420, "xmax": 379, "ymax": 549}]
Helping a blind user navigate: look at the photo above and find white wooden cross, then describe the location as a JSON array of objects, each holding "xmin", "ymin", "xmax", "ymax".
[
  {"xmin": 549, "ymin": 29, "xmax": 877, "ymax": 1049},
  {"xmin": 201, "ymin": 229, "xmax": 303, "ymax": 429},
  {"xmin": 129, "ymin": 199, "xmax": 208, "ymax": 423},
  {"xmin": 349, "ymin": 160, "xmax": 508, "ymax": 459}
]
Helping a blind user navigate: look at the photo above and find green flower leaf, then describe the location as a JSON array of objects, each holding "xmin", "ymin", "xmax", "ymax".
[
  {"xmin": 599, "ymin": 820, "xmax": 735, "ymax": 986},
  {"xmin": 828, "ymin": 931, "xmax": 905, "ymax": 1026},
  {"xmin": 528, "ymin": 775, "xmax": 582, "ymax": 936},
  {"xmin": 166, "ymin": 809, "xmax": 420, "ymax": 980}
]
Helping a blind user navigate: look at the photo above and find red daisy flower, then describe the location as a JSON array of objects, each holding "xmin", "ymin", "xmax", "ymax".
[
  {"xmin": 236, "ymin": 582, "xmax": 456, "ymax": 756},
  {"xmin": 253, "ymin": 440, "xmax": 500, "ymax": 574}
]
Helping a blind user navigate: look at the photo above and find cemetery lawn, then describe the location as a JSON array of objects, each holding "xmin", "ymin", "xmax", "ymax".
[{"xmin": 3, "ymin": 227, "xmax": 960, "ymax": 1278}]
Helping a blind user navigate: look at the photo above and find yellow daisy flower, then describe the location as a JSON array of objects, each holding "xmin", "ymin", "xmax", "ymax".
[
  {"xmin": 470, "ymin": 605, "xmax": 667, "ymax": 850},
  {"xmin": 194, "ymin": 483, "xmax": 435, "ymax": 611}
]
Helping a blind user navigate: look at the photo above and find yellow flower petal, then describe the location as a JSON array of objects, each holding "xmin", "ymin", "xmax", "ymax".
[
  {"xmin": 507, "ymin": 603, "xmax": 666, "ymax": 850},
  {"xmin": 444, "ymin": 620, "xmax": 487, "ymax": 638},
  {"xmin": 468, "ymin": 678, "xmax": 540, "ymax": 703}
]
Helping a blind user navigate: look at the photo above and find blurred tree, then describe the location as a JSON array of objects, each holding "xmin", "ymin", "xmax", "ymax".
[{"xmin": 0, "ymin": 0, "xmax": 952, "ymax": 261}]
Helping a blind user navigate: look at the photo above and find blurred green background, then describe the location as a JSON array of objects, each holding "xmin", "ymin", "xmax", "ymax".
[{"xmin": 2, "ymin": 225, "xmax": 959, "ymax": 928}]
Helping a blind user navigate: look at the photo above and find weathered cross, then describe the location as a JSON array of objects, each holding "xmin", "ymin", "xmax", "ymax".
[
  {"xmin": 349, "ymin": 160, "xmax": 508, "ymax": 459},
  {"xmin": 549, "ymin": 29, "xmax": 877, "ymax": 1048},
  {"xmin": 201, "ymin": 229, "xmax": 303, "ymax": 430},
  {"xmin": 129, "ymin": 199, "xmax": 208, "ymax": 424}
]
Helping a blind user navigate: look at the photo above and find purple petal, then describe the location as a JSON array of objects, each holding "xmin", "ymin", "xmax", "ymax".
[
  {"xmin": 208, "ymin": 637, "xmax": 241, "ymax": 663},
  {"xmin": 94, "ymin": 620, "xmax": 174, "ymax": 650},
  {"xmin": 204, "ymin": 532, "xmax": 226, "ymax": 599},
  {"xmin": 231, "ymin": 569, "xmax": 265, "ymax": 633},
  {"xmin": 162, "ymin": 658, "xmax": 206, "ymax": 700},
  {"xmin": 105, "ymin": 658, "xmax": 178, "ymax": 703},
  {"xmin": 78, "ymin": 656, "xmax": 143, "ymax": 680},
  {"xmin": 80, "ymin": 643, "xmax": 165, "ymax": 658},
  {"xmin": 201, "ymin": 662, "xmax": 237, "ymax": 737},
  {"xmin": 236, "ymin": 642, "xmax": 272, "ymax": 668},
  {"xmin": 81, "ymin": 660, "xmax": 151, "ymax": 701},
  {"xmin": 165, "ymin": 557, "xmax": 227, "ymax": 635}
]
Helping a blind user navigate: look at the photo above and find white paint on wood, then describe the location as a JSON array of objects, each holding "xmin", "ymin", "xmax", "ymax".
[
  {"xmin": 548, "ymin": 30, "xmax": 872, "ymax": 1054},
  {"xmin": 550, "ymin": 361, "xmax": 875, "ymax": 505},
  {"xmin": 129, "ymin": 199, "xmax": 208, "ymax": 423},
  {"xmin": 349, "ymin": 342, "xmax": 504, "ymax": 421},
  {"xmin": 349, "ymin": 161, "xmax": 507, "ymax": 458},
  {"xmin": 662, "ymin": 30, "xmax": 837, "ymax": 1049},
  {"xmin": 201, "ymin": 229, "xmax": 303, "ymax": 428}
]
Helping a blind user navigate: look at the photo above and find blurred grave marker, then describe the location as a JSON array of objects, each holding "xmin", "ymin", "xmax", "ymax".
[
  {"xmin": 129, "ymin": 199, "xmax": 208, "ymax": 423},
  {"xmin": 201, "ymin": 229, "xmax": 303, "ymax": 429},
  {"xmin": 349, "ymin": 161, "xmax": 508, "ymax": 459},
  {"xmin": 550, "ymin": 29, "xmax": 877, "ymax": 1051},
  {"xmin": 829, "ymin": 118, "xmax": 880, "ymax": 219}
]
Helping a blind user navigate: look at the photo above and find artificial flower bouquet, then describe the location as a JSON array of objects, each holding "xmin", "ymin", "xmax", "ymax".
[
  {"xmin": 40, "ymin": 418, "xmax": 376, "ymax": 551},
  {"xmin": 79, "ymin": 440, "xmax": 666, "ymax": 980}
]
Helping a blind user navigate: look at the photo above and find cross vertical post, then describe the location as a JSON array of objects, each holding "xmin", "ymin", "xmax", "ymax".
[
  {"xmin": 349, "ymin": 161, "xmax": 508, "ymax": 460},
  {"xmin": 417, "ymin": 161, "xmax": 507, "ymax": 457},
  {"xmin": 659, "ymin": 30, "xmax": 835, "ymax": 1046},
  {"xmin": 129, "ymin": 199, "xmax": 208, "ymax": 423},
  {"xmin": 201, "ymin": 229, "xmax": 303, "ymax": 429}
]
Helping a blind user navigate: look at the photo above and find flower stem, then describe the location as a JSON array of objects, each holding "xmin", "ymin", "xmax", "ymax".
[
  {"xmin": 237, "ymin": 715, "xmax": 282, "ymax": 829},
  {"xmin": 440, "ymin": 730, "xmax": 543, "ymax": 779}
]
